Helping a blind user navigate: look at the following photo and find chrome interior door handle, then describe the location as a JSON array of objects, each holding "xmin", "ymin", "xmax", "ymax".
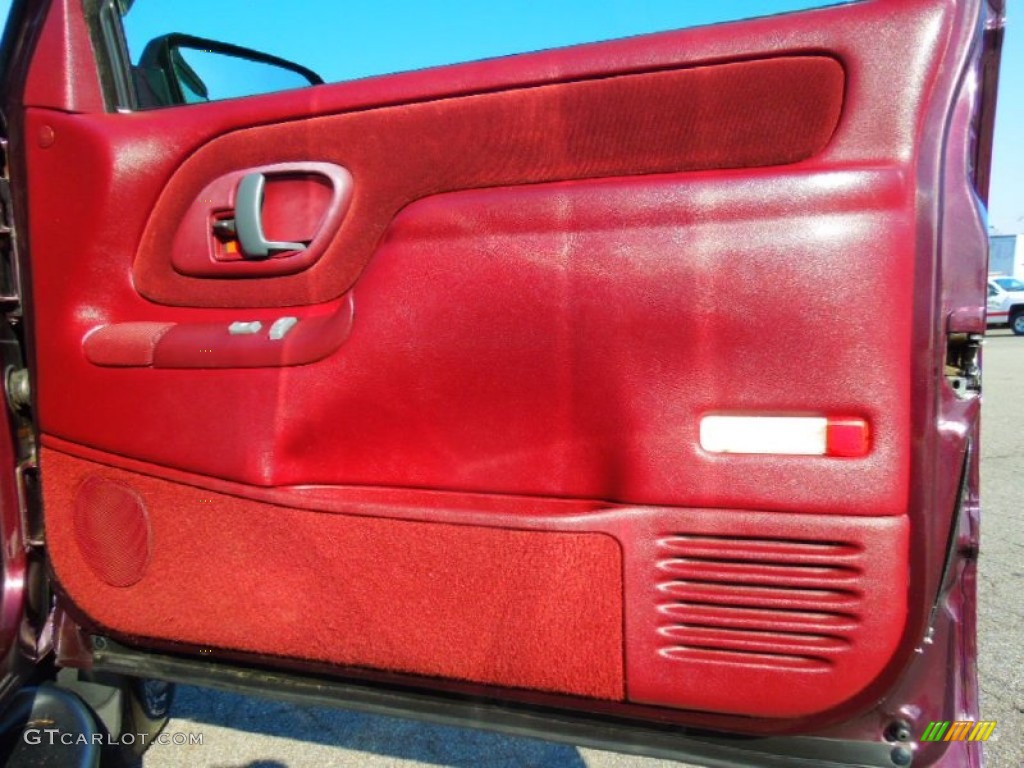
[{"xmin": 235, "ymin": 172, "xmax": 307, "ymax": 258}]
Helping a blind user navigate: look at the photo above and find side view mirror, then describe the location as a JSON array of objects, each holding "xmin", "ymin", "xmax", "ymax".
[{"xmin": 135, "ymin": 33, "xmax": 323, "ymax": 108}]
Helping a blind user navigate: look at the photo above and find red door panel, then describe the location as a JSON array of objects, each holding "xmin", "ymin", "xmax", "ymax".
[
  {"xmin": 43, "ymin": 450, "xmax": 626, "ymax": 701},
  {"xmin": 42, "ymin": 445, "xmax": 907, "ymax": 717},
  {"xmin": 132, "ymin": 55, "xmax": 843, "ymax": 307},
  {"xmin": 19, "ymin": 0, "xmax": 994, "ymax": 736},
  {"xmin": 43, "ymin": 163, "xmax": 914, "ymax": 515}
]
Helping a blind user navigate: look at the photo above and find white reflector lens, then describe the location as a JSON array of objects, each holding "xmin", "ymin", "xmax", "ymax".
[{"xmin": 700, "ymin": 415, "xmax": 828, "ymax": 455}]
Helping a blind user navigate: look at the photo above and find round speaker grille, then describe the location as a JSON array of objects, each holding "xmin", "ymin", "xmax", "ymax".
[{"xmin": 73, "ymin": 475, "xmax": 151, "ymax": 587}]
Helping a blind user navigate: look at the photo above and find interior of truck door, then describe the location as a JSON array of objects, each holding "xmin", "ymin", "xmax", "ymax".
[{"xmin": 10, "ymin": 0, "xmax": 994, "ymax": 750}]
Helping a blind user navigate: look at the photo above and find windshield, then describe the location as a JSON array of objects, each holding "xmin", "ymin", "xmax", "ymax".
[{"xmin": 994, "ymin": 277, "xmax": 1024, "ymax": 292}]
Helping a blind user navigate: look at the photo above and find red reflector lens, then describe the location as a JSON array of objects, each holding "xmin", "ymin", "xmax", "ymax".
[{"xmin": 825, "ymin": 418, "xmax": 870, "ymax": 457}]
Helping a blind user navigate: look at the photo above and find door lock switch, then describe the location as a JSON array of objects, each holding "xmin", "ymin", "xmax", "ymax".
[
  {"xmin": 228, "ymin": 321, "xmax": 263, "ymax": 335},
  {"xmin": 212, "ymin": 218, "xmax": 237, "ymax": 238}
]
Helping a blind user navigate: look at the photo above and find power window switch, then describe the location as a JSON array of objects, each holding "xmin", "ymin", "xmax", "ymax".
[{"xmin": 268, "ymin": 317, "xmax": 299, "ymax": 340}]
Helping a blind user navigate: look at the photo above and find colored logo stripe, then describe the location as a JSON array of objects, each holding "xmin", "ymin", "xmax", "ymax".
[
  {"xmin": 945, "ymin": 722, "xmax": 973, "ymax": 741},
  {"xmin": 922, "ymin": 722, "xmax": 949, "ymax": 741},
  {"xmin": 921, "ymin": 721, "xmax": 996, "ymax": 742},
  {"xmin": 968, "ymin": 722, "xmax": 997, "ymax": 742}
]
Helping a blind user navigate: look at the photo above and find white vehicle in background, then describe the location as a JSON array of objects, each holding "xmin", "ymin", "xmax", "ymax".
[{"xmin": 987, "ymin": 277, "xmax": 1024, "ymax": 335}]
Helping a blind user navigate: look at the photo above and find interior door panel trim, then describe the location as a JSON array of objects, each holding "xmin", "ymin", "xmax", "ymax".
[
  {"xmin": 171, "ymin": 161, "xmax": 354, "ymax": 278},
  {"xmin": 42, "ymin": 445, "xmax": 908, "ymax": 720},
  {"xmin": 83, "ymin": 294, "xmax": 355, "ymax": 368},
  {"xmin": 39, "ymin": 166, "xmax": 913, "ymax": 513},
  {"xmin": 20, "ymin": 0, "xmax": 986, "ymax": 748},
  {"xmin": 131, "ymin": 55, "xmax": 844, "ymax": 307}
]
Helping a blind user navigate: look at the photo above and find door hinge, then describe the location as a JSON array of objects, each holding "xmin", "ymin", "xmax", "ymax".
[
  {"xmin": 5, "ymin": 366, "xmax": 29, "ymax": 411},
  {"xmin": 0, "ymin": 134, "xmax": 38, "ymax": 549},
  {"xmin": 0, "ymin": 134, "xmax": 47, "ymax": 660},
  {"xmin": 0, "ymin": 138, "xmax": 22, "ymax": 311}
]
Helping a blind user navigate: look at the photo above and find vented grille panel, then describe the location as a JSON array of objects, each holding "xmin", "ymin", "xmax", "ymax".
[
  {"xmin": 655, "ymin": 535, "xmax": 862, "ymax": 670},
  {"xmin": 624, "ymin": 513, "xmax": 909, "ymax": 717}
]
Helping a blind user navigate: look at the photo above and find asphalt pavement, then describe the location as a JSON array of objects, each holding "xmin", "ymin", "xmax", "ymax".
[
  {"xmin": 143, "ymin": 332, "xmax": 1024, "ymax": 768},
  {"xmin": 976, "ymin": 331, "xmax": 1024, "ymax": 768}
]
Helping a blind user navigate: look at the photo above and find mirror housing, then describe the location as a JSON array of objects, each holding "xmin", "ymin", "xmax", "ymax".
[{"xmin": 135, "ymin": 33, "xmax": 323, "ymax": 108}]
